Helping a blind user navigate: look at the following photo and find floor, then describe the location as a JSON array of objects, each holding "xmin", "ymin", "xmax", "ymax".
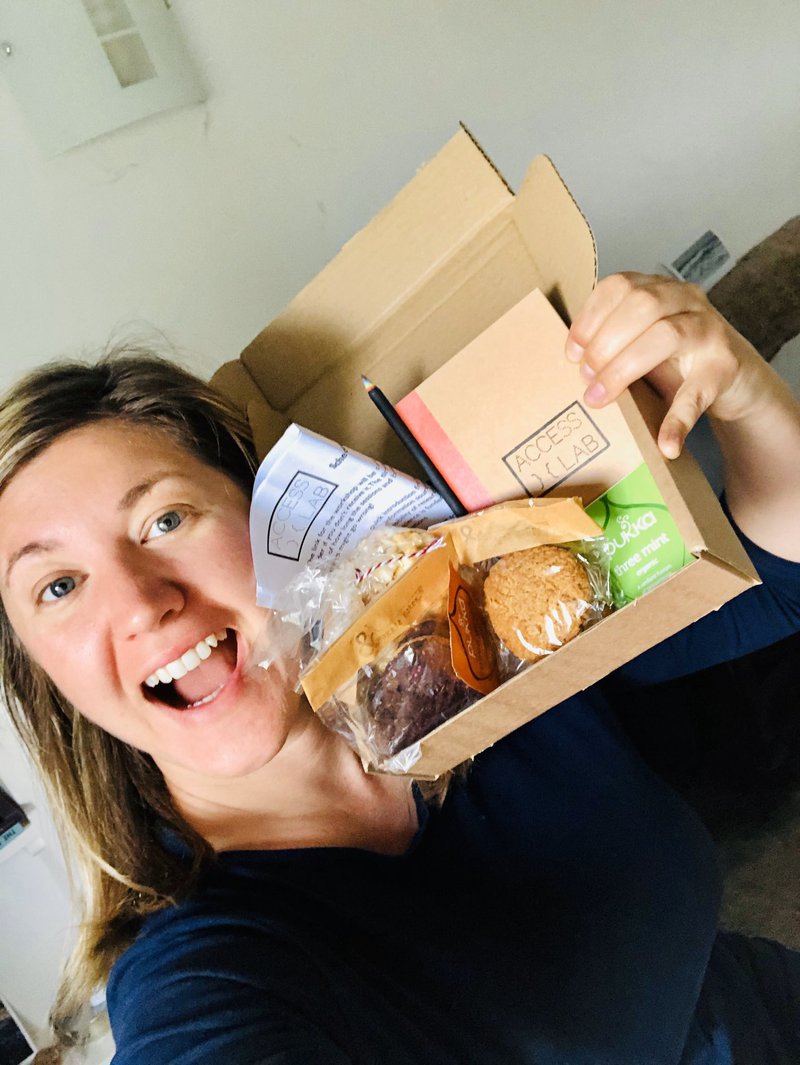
[
  {"xmin": 718, "ymin": 787, "xmax": 800, "ymax": 950},
  {"xmin": 610, "ymin": 622, "xmax": 800, "ymax": 955},
  {"xmin": 691, "ymin": 329, "xmax": 800, "ymax": 951}
]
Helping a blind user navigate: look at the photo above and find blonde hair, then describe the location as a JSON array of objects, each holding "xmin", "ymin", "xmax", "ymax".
[{"xmin": 0, "ymin": 349, "xmax": 258, "ymax": 1044}]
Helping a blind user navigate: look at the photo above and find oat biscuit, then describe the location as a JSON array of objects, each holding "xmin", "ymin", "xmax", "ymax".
[{"xmin": 483, "ymin": 545, "xmax": 592, "ymax": 662}]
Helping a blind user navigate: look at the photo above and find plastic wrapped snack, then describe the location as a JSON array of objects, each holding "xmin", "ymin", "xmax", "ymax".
[
  {"xmin": 257, "ymin": 501, "xmax": 609, "ymax": 774},
  {"xmin": 260, "ymin": 526, "xmax": 443, "ymax": 667},
  {"xmin": 285, "ymin": 531, "xmax": 496, "ymax": 774},
  {"xmin": 441, "ymin": 498, "xmax": 611, "ymax": 678},
  {"xmin": 480, "ymin": 540, "xmax": 608, "ymax": 672},
  {"xmin": 316, "ymin": 617, "xmax": 481, "ymax": 770}
]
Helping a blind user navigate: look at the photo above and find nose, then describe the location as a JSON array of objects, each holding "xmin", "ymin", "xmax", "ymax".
[{"xmin": 106, "ymin": 551, "xmax": 185, "ymax": 639}]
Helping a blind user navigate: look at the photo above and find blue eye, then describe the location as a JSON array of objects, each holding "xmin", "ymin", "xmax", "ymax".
[
  {"xmin": 42, "ymin": 576, "xmax": 76, "ymax": 603},
  {"xmin": 148, "ymin": 511, "xmax": 183, "ymax": 539}
]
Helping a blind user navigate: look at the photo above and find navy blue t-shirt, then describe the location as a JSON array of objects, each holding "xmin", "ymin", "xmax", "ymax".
[{"xmin": 107, "ymin": 522, "xmax": 800, "ymax": 1065}]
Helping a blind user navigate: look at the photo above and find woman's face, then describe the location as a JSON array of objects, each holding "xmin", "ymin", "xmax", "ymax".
[{"xmin": 0, "ymin": 420, "xmax": 299, "ymax": 780}]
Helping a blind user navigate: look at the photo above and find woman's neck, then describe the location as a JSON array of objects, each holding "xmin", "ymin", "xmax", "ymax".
[{"xmin": 161, "ymin": 712, "xmax": 418, "ymax": 855}]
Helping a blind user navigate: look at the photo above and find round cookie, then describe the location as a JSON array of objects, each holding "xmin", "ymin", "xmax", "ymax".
[
  {"xmin": 358, "ymin": 620, "xmax": 476, "ymax": 754},
  {"xmin": 483, "ymin": 545, "xmax": 592, "ymax": 662}
]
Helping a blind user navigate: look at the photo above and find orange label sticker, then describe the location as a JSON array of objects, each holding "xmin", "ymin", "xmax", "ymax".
[{"xmin": 447, "ymin": 564, "xmax": 500, "ymax": 695}]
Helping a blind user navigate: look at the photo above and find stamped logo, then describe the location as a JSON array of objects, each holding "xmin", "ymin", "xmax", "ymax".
[
  {"xmin": 268, "ymin": 471, "xmax": 336, "ymax": 560},
  {"xmin": 502, "ymin": 401, "xmax": 609, "ymax": 497}
]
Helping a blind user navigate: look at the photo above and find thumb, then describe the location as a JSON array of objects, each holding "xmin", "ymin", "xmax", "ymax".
[{"xmin": 657, "ymin": 363, "xmax": 721, "ymax": 459}]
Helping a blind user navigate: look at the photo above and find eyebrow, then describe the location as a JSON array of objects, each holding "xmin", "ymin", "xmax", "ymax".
[
  {"xmin": 117, "ymin": 470, "xmax": 190, "ymax": 511},
  {"xmin": 4, "ymin": 540, "xmax": 60, "ymax": 586},
  {"xmin": 117, "ymin": 475, "xmax": 168, "ymax": 511},
  {"xmin": 4, "ymin": 471, "xmax": 186, "ymax": 586}
]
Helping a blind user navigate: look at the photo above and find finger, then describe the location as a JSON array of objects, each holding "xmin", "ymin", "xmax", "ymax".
[
  {"xmin": 580, "ymin": 279, "xmax": 704, "ymax": 376},
  {"xmin": 645, "ymin": 360, "xmax": 684, "ymax": 404},
  {"xmin": 658, "ymin": 361, "xmax": 724, "ymax": 459},
  {"xmin": 566, "ymin": 272, "xmax": 671, "ymax": 362},
  {"xmin": 582, "ymin": 316, "xmax": 684, "ymax": 408}
]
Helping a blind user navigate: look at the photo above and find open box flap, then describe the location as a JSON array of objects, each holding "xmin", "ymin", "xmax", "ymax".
[
  {"xmin": 210, "ymin": 358, "xmax": 263, "ymax": 413},
  {"xmin": 222, "ymin": 130, "xmax": 596, "ymax": 468},
  {"xmin": 210, "ymin": 359, "xmax": 290, "ymax": 460},
  {"xmin": 511, "ymin": 154, "xmax": 597, "ymax": 324},
  {"xmin": 238, "ymin": 128, "xmax": 515, "ymax": 412}
]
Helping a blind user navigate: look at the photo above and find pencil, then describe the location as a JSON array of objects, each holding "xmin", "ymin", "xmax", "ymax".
[{"xmin": 361, "ymin": 374, "xmax": 467, "ymax": 517}]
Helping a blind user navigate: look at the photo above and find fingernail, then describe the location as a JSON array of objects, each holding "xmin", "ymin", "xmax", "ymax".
[
  {"xmin": 660, "ymin": 432, "xmax": 681, "ymax": 459},
  {"xmin": 565, "ymin": 339, "xmax": 584, "ymax": 363},
  {"xmin": 584, "ymin": 381, "xmax": 606, "ymax": 406},
  {"xmin": 580, "ymin": 361, "xmax": 596, "ymax": 381}
]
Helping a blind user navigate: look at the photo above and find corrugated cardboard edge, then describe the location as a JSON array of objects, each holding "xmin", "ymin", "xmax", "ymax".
[
  {"xmin": 538, "ymin": 155, "xmax": 598, "ymax": 290},
  {"xmin": 458, "ymin": 121, "xmax": 514, "ymax": 195},
  {"xmin": 619, "ymin": 383, "xmax": 759, "ymax": 582},
  {"xmin": 511, "ymin": 155, "xmax": 597, "ymax": 324},
  {"xmin": 209, "ymin": 359, "xmax": 290, "ymax": 460},
  {"xmin": 404, "ymin": 553, "xmax": 757, "ymax": 778}
]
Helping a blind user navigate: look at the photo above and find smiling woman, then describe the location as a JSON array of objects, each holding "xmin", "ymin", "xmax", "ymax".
[
  {"xmin": 0, "ymin": 350, "xmax": 419, "ymax": 1056},
  {"xmin": 0, "ymin": 352, "xmax": 270, "ymax": 1040},
  {"xmin": 0, "ymin": 420, "xmax": 288, "ymax": 773},
  {"xmin": 3, "ymin": 279, "xmax": 800, "ymax": 1064}
]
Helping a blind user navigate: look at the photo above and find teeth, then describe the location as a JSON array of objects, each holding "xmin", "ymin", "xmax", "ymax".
[
  {"xmin": 167, "ymin": 659, "xmax": 188, "ymax": 680},
  {"xmin": 187, "ymin": 683, "xmax": 225, "ymax": 709},
  {"xmin": 181, "ymin": 647, "xmax": 202, "ymax": 671},
  {"xmin": 144, "ymin": 629, "xmax": 229, "ymax": 690}
]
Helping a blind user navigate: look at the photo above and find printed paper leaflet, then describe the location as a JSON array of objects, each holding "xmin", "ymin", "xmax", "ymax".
[{"xmin": 250, "ymin": 424, "xmax": 454, "ymax": 606}]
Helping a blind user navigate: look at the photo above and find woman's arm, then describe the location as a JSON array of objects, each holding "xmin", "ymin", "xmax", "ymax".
[
  {"xmin": 107, "ymin": 919, "xmax": 353, "ymax": 1065},
  {"xmin": 566, "ymin": 273, "xmax": 800, "ymax": 561},
  {"xmin": 612, "ymin": 511, "xmax": 800, "ymax": 687}
]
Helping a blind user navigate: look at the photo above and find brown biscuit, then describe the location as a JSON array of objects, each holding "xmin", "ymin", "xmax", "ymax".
[
  {"xmin": 358, "ymin": 619, "xmax": 477, "ymax": 755},
  {"xmin": 483, "ymin": 545, "xmax": 592, "ymax": 662}
]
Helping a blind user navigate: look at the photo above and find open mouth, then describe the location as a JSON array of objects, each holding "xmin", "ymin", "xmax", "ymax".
[{"xmin": 142, "ymin": 629, "xmax": 239, "ymax": 710}]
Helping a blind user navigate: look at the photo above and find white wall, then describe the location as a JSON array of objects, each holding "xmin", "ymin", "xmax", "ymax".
[
  {"xmin": 0, "ymin": 716, "xmax": 74, "ymax": 1048},
  {"xmin": 0, "ymin": 0, "xmax": 798, "ymax": 1043},
  {"xmin": 1, "ymin": 0, "xmax": 798, "ymax": 389}
]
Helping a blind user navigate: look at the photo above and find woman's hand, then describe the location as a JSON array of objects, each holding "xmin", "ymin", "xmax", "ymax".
[
  {"xmin": 565, "ymin": 272, "xmax": 764, "ymax": 459},
  {"xmin": 567, "ymin": 272, "xmax": 800, "ymax": 560}
]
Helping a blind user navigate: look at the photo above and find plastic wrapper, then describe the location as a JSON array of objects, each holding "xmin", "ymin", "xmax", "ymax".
[
  {"xmin": 250, "ymin": 527, "xmax": 445, "ymax": 672},
  {"xmin": 467, "ymin": 538, "xmax": 610, "ymax": 679},
  {"xmin": 292, "ymin": 533, "xmax": 491, "ymax": 773},
  {"xmin": 251, "ymin": 499, "xmax": 611, "ymax": 775},
  {"xmin": 441, "ymin": 497, "xmax": 611, "ymax": 678},
  {"xmin": 315, "ymin": 616, "xmax": 482, "ymax": 771}
]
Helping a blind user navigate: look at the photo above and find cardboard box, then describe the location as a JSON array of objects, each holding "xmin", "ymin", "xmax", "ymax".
[
  {"xmin": 211, "ymin": 128, "xmax": 759, "ymax": 778},
  {"xmin": 393, "ymin": 286, "xmax": 704, "ymax": 608},
  {"xmin": 394, "ymin": 287, "xmax": 643, "ymax": 512}
]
